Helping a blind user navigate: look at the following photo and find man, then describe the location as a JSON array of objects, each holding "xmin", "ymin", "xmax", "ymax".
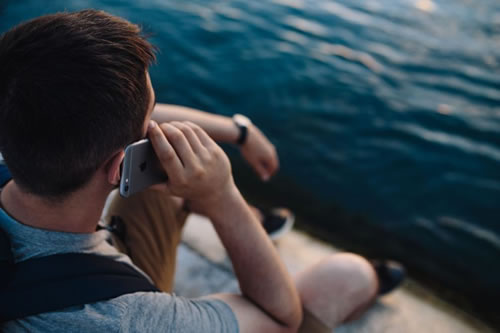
[{"xmin": 0, "ymin": 10, "xmax": 402, "ymax": 332}]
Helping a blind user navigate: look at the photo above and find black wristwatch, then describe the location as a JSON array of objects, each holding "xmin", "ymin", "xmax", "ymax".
[{"xmin": 232, "ymin": 114, "xmax": 252, "ymax": 145}]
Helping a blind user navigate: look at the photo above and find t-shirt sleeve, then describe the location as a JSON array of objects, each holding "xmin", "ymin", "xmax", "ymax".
[{"xmin": 120, "ymin": 292, "xmax": 239, "ymax": 333}]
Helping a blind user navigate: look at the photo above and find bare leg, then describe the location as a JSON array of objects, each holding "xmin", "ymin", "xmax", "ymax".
[
  {"xmin": 105, "ymin": 189, "xmax": 376, "ymax": 330},
  {"xmin": 296, "ymin": 253, "xmax": 378, "ymax": 331}
]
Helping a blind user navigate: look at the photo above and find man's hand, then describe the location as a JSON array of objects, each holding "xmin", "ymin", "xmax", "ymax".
[
  {"xmin": 240, "ymin": 125, "xmax": 279, "ymax": 182},
  {"xmin": 148, "ymin": 120, "xmax": 236, "ymax": 217},
  {"xmin": 152, "ymin": 104, "xmax": 280, "ymax": 182}
]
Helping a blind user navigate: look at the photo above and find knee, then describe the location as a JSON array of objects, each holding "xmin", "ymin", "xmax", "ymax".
[
  {"xmin": 298, "ymin": 253, "xmax": 377, "ymax": 304},
  {"xmin": 297, "ymin": 252, "xmax": 377, "ymax": 299},
  {"xmin": 321, "ymin": 253, "xmax": 378, "ymax": 300},
  {"xmin": 295, "ymin": 252, "xmax": 378, "ymax": 327}
]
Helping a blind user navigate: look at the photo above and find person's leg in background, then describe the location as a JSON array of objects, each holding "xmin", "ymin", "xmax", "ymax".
[
  {"xmin": 104, "ymin": 189, "xmax": 385, "ymax": 332},
  {"xmin": 296, "ymin": 253, "xmax": 379, "ymax": 332}
]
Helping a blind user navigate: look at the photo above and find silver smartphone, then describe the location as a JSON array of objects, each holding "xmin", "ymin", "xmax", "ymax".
[{"xmin": 119, "ymin": 139, "xmax": 168, "ymax": 197}]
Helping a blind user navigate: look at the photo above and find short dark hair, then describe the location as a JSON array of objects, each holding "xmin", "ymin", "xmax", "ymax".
[{"xmin": 0, "ymin": 10, "xmax": 156, "ymax": 200}]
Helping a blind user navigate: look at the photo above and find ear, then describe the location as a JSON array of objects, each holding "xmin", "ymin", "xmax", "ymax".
[{"xmin": 105, "ymin": 151, "xmax": 125, "ymax": 186}]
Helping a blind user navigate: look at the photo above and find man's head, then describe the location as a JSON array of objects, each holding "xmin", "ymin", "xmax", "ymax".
[{"xmin": 0, "ymin": 10, "xmax": 156, "ymax": 201}]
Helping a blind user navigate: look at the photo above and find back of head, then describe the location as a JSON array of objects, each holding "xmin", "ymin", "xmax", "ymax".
[{"xmin": 0, "ymin": 10, "xmax": 156, "ymax": 201}]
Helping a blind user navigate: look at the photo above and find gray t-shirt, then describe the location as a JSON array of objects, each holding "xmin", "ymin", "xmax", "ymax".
[{"xmin": 0, "ymin": 206, "xmax": 239, "ymax": 333}]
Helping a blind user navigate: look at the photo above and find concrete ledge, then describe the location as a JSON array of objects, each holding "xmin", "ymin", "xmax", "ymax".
[{"xmin": 174, "ymin": 214, "xmax": 493, "ymax": 333}]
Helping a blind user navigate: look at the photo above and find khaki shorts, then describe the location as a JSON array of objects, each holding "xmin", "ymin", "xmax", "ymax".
[{"xmin": 105, "ymin": 189, "xmax": 330, "ymax": 333}]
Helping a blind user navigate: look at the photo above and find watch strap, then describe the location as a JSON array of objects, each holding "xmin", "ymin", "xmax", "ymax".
[{"xmin": 235, "ymin": 123, "xmax": 248, "ymax": 145}]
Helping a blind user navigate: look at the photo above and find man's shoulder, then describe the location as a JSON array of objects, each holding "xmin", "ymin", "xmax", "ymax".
[
  {"xmin": 2, "ymin": 292, "xmax": 136, "ymax": 333},
  {"xmin": 118, "ymin": 292, "xmax": 239, "ymax": 333},
  {"xmin": 2, "ymin": 292, "xmax": 170, "ymax": 333},
  {"xmin": 3, "ymin": 292, "xmax": 238, "ymax": 333}
]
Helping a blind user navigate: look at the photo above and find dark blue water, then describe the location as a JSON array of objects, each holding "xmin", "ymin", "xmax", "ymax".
[{"xmin": 2, "ymin": 0, "xmax": 499, "ymax": 321}]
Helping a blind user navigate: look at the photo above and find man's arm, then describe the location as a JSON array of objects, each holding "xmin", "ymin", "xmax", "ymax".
[
  {"xmin": 204, "ymin": 188, "xmax": 303, "ymax": 333},
  {"xmin": 152, "ymin": 103, "xmax": 239, "ymax": 143},
  {"xmin": 148, "ymin": 121, "xmax": 302, "ymax": 332},
  {"xmin": 152, "ymin": 103, "xmax": 279, "ymax": 181}
]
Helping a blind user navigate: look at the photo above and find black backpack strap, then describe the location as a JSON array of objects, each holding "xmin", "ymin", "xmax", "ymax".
[
  {"xmin": 0, "ymin": 227, "xmax": 14, "ymax": 286},
  {"xmin": 0, "ymin": 252, "xmax": 159, "ymax": 323}
]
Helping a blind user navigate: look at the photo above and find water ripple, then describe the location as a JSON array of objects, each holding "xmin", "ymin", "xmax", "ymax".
[
  {"xmin": 394, "ymin": 123, "xmax": 500, "ymax": 162},
  {"xmin": 316, "ymin": 42, "xmax": 382, "ymax": 72},
  {"xmin": 439, "ymin": 217, "xmax": 500, "ymax": 251},
  {"xmin": 283, "ymin": 15, "xmax": 328, "ymax": 37}
]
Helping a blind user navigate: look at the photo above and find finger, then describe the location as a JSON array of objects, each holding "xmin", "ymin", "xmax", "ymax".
[
  {"xmin": 170, "ymin": 121, "xmax": 206, "ymax": 155},
  {"xmin": 262, "ymin": 161, "xmax": 275, "ymax": 179},
  {"xmin": 148, "ymin": 121, "xmax": 184, "ymax": 178},
  {"xmin": 266, "ymin": 151, "xmax": 280, "ymax": 176},
  {"xmin": 160, "ymin": 123, "xmax": 196, "ymax": 167},
  {"xmin": 254, "ymin": 161, "xmax": 271, "ymax": 182},
  {"xmin": 186, "ymin": 122, "xmax": 217, "ymax": 148}
]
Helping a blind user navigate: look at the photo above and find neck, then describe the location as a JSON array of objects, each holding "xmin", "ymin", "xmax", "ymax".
[{"xmin": 0, "ymin": 180, "xmax": 110, "ymax": 234}]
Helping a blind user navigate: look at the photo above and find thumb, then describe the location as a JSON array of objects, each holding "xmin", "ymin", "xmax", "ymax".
[{"xmin": 253, "ymin": 161, "xmax": 271, "ymax": 182}]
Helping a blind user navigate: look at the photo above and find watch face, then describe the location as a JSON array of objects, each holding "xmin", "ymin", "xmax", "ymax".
[{"xmin": 233, "ymin": 114, "xmax": 252, "ymax": 126}]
